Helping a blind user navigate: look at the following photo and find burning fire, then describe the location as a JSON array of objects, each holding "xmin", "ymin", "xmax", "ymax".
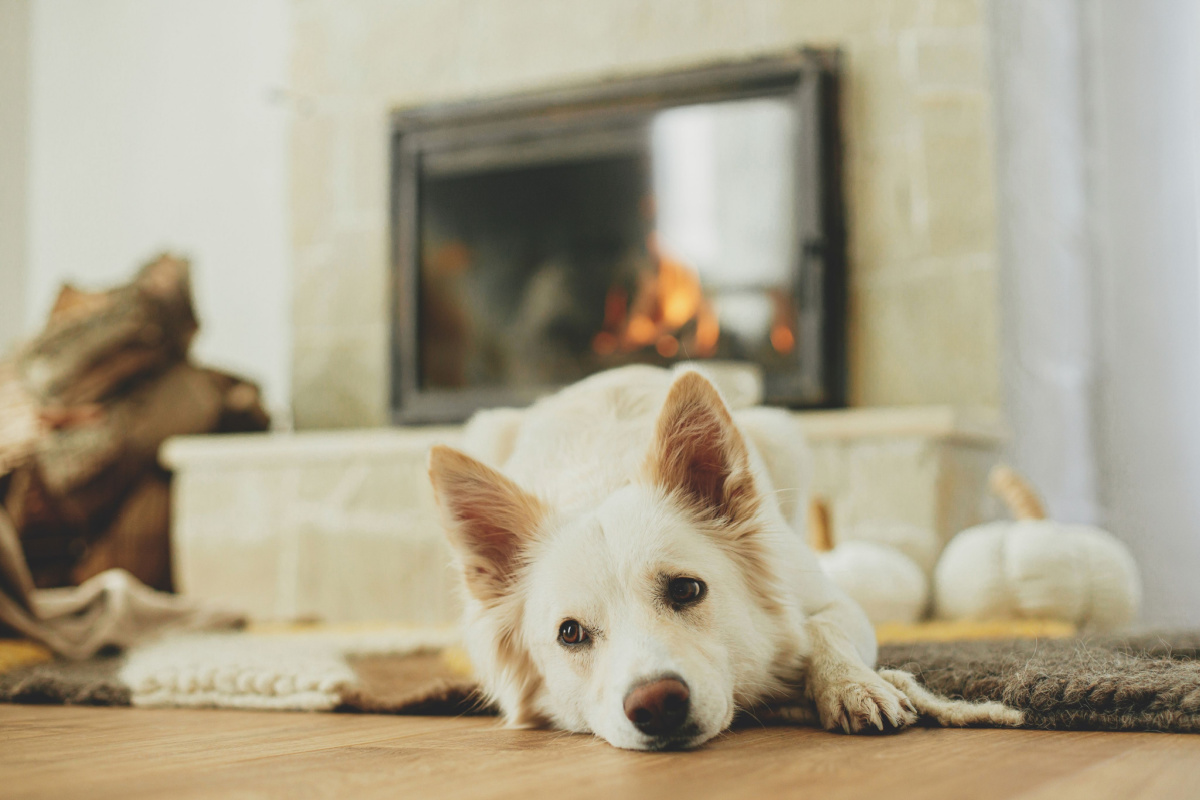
[
  {"xmin": 592, "ymin": 234, "xmax": 798, "ymax": 361},
  {"xmin": 769, "ymin": 288, "xmax": 796, "ymax": 355},
  {"xmin": 593, "ymin": 236, "xmax": 720, "ymax": 359}
]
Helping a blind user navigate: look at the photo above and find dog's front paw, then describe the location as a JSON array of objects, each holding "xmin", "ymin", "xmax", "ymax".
[{"xmin": 814, "ymin": 673, "xmax": 918, "ymax": 734}]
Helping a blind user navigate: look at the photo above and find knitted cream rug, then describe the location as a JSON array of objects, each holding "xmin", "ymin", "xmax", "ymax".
[
  {"xmin": 0, "ymin": 626, "xmax": 474, "ymax": 713},
  {"xmin": 2, "ymin": 628, "xmax": 1200, "ymax": 733}
]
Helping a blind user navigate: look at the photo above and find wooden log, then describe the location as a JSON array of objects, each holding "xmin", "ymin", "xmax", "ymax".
[
  {"xmin": 0, "ymin": 362, "xmax": 41, "ymax": 480},
  {"xmin": 16, "ymin": 254, "xmax": 198, "ymax": 406},
  {"xmin": 3, "ymin": 254, "xmax": 270, "ymax": 590},
  {"xmin": 36, "ymin": 363, "xmax": 226, "ymax": 524},
  {"xmin": 72, "ymin": 472, "xmax": 172, "ymax": 591}
]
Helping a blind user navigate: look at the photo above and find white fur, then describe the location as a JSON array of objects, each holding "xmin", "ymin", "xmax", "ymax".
[{"xmin": 433, "ymin": 366, "xmax": 918, "ymax": 750}]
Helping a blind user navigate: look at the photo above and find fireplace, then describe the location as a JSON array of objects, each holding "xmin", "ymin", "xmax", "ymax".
[{"xmin": 390, "ymin": 51, "xmax": 845, "ymax": 424}]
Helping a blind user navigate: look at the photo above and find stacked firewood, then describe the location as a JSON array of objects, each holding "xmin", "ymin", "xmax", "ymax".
[{"xmin": 0, "ymin": 255, "xmax": 269, "ymax": 591}]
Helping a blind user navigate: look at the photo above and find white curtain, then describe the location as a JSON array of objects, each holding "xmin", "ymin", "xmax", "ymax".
[{"xmin": 990, "ymin": 0, "xmax": 1200, "ymax": 626}]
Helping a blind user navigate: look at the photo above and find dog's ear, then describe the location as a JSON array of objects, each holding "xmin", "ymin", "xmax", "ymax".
[
  {"xmin": 648, "ymin": 371, "xmax": 758, "ymax": 524},
  {"xmin": 429, "ymin": 445, "xmax": 545, "ymax": 602}
]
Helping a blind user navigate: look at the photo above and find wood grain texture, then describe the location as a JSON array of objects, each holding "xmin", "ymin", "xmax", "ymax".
[{"xmin": 2, "ymin": 705, "xmax": 1198, "ymax": 800}]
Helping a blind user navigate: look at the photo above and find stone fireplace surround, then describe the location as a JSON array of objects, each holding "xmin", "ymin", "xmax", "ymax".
[
  {"xmin": 290, "ymin": 0, "xmax": 998, "ymax": 429},
  {"xmin": 165, "ymin": 406, "xmax": 1003, "ymax": 624}
]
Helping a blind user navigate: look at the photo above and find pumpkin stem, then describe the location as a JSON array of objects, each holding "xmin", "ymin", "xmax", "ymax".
[
  {"xmin": 989, "ymin": 465, "xmax": 1047, "ymax": 521},
  {"xmin": 807, "ymin": 497, "xmax": 835, "ymax": 552}
]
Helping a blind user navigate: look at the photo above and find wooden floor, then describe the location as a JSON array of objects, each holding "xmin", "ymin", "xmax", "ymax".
[{"xmin": 3, "ymin": 706, "xmax": 1199, "ymax": 800}]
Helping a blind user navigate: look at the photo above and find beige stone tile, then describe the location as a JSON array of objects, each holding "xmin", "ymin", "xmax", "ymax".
[
  {"xmin": 171, "ymin": 435, "xmax": 462, "ymax": 622},
  {"xmin": 918, "ymin": 91, "xmax": 990, "ymax": 137},
  {"xmin": 290, "ymin": 457, "xmax": 439, "ymax": 521},
  {"xmin": 776, "ymin": 0, "xmax": 894, "ymax": 41},
  {"xmin": 913, "ymin": 32, "xmax": 987, "ymax": 90},
  {"xmin": 935, "ymin": 441, "xmax": 1003, "ymax": 545},
  {"xmin": 359, "ymin": 0, "xmax": 469, "ymax": 103},
  {"xmin": 844, "ymin": 141, "xmax": 925, "ymax": 283},
  {"xmin": 292, "ymin": 226, "xmax": 389, "ymax": 330},
  {"xmin": 921, "ymin": 112, "xmax": 997, "ymax": 258},
  {"xmin": 915, "ymin": 88, "xmax": 997, "ymax": 259},
  {"xmin": 347, "ymin": 111, "xmax": 390, "ymax": 216},
  {"xmin": 171, "ymin": 468, "xmax": 289, "ymax": 615},
  {"xmin": 808, "ymin": 441, "xmax": 851, "ymax": 509},
  {"xmin": 172, "ymin": 468, "xmax": 283, "ymax": 535},
  {"xmin": 176, "ymin": 532, "xmax": 285, "ymax": 617},
  {"xmin": 378, "ymin": 0, "xmax": 779, "ymax": 104},
  {"xmin": 849, "ymin": 262, "xmax": 1000, "ymax": 408},
  {"xmin": 291, "ymin": 2, "xmax": 341, "ymax": 98},
  {"xmin": 916, "ymin": 94, "xmax": 996, "ymax": 261},
  {"xmin": 885, "ymin": 0, "xmax": 924, "ymax": 29},
  {"xmin": 454, "ymin": 0, "xmax": 636, "ymax": 95},
  {"xmin": 926, "ymin": 0, "xmax": 984, "ymax": 28},
  {"xmin": 843, "ymin": 38, "xmax": 916, "ymax": 149},
  {"xmin": 611, "ymin": 0, "xmax": 795, "ymax": 64},
  {"xmin": 350, "ymin": 0, "xmax": 918, "ymax": 106},
  {"xmin": 292, "ymin": 461, "xmax": 362, "ymax": 505},
  {"xmin": 292, "ymin": 517, "xmax": 459, "ymax": 624},
  {"xmin": 841, "ymin": 438, "xmax": 940, "ymax": 529},
  {"xmin": 346, "ymin": 462, "xmax": 440, "ymax": 521},
  {"xmin": 292, "ymin": 324, "xmax": 390, "ymax": 429},
  {"xmin": 290, "ymin": 113, "xmax": 338, "ymax": 252}
]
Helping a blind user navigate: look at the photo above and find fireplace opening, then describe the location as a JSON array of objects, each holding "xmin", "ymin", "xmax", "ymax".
[{"xmin": 391, "ymin": 52, "xmax": 844, "ymax": 423}]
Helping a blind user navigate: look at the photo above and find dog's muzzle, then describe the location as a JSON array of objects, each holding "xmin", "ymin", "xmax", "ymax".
[{"xmin": 623, "ymin": 674, "xmax": 691, "ymax": 737}]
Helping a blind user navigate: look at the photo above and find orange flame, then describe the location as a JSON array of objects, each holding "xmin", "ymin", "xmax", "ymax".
[
  {"xmin": 769, "ymin": 288, "xmax": 796, "ymax": 355},
  {"xmin": 593, "ymin": 235, "xmax": 720, "ymax": 359},
  {"xmin": 770, "ymin": 324, "xmax": 795, "ymax": 354},
  {"xmin": 694, "ymin": 302, "xmax": 719, "ymax": 357},
  {"xmin": 656, "ymin": 335, "xmax": 679, "ymax": 358},
  {"xmin": 657, "ymin": 255, "xmax": 703, "ymax": 329}
]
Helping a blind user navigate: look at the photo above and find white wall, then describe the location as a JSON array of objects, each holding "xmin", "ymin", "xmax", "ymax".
[
  {"xmin": 25, "ymin": 0, "xmax": 291, "ymax": 416},
  {"xmin": 0, "ymin": 0, "xmax": 31, "ymax": 357}
]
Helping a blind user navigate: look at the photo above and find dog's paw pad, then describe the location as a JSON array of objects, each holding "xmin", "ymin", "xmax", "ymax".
[{"xmin": 817, "ymin": 676, "xmax": 918, "ymax": 734}]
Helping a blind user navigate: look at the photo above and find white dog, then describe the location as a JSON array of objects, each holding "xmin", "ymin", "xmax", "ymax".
[{"xmin": 428, "ymin": 366, "xmax": 918, "ymax": 750}]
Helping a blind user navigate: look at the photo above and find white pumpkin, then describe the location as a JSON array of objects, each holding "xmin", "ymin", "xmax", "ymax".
[
  {"xmin": 934, "ymin": 466, "xmax": 1142, "ymax": 631},
  {"xmin": 808, "ymin": 500, "xmax": 929, "ymax": 625}
]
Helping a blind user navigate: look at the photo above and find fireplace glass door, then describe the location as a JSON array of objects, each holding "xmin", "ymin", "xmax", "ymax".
[{"xmin": 391, "ymin": 53, "xmax": 843, "ymax": 423}]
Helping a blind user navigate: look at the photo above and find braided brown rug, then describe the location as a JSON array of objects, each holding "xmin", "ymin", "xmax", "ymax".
[
  {"xmin": 2, "ymin": 632, "xmax": 1198, "ymax": 733},
  {"xmin": 876, "ymin": 633, "xmax": 1200, "ymax": 733}
]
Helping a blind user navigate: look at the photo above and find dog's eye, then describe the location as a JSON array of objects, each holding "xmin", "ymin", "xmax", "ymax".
[
  {"xmin": 558, "ymin": 619, "xmax": 588, "ymax": 646},
  {"xmin": 668, "ymin": 577, "xmax": 706, "ymax": 605}
]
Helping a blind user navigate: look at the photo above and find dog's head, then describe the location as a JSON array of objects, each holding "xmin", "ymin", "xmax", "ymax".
[{"xmin": 429, "ymin": 372, "xmax": 788, "ymax": 750}]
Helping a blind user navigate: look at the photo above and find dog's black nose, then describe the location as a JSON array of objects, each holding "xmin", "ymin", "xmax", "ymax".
[{"xmin": 623, "ymin": 675, "xmax": 690, "ymax": 736}]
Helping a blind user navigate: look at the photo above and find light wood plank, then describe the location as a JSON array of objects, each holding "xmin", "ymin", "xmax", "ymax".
[{"xmin": 2, "ymin": 706, "xmax": 1198, "ymax": 800}]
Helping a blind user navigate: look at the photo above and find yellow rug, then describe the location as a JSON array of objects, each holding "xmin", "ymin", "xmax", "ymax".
[
  {"xmin": 0, "ymin": 639, "xmax": 53, "ymax": 672},
  {"xmin": 875, "ymin": 619, "xmax": 1076, "ymax": 645}
]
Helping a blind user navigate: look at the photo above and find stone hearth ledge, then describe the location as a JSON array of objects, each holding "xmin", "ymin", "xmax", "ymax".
[{"xmin": 161, "ymin": 406, "xmax": 1004, "ymax": 624}]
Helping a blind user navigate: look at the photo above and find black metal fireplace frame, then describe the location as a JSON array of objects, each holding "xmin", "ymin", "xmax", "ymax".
[{"xmin": 389, "ymin": 49, "xmax": 846, "ymax": 424}]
